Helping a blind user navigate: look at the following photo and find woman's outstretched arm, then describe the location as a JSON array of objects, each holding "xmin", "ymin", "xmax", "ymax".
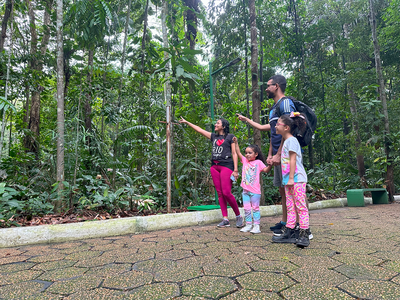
[{"xmin": 179, "ymin": 117, "xmax": 211, "ymax": 140}]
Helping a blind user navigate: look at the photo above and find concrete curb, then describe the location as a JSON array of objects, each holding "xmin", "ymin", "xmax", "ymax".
[{"xmin": 1, "ymin": 195, "xmax": 399, "ymax": 248}]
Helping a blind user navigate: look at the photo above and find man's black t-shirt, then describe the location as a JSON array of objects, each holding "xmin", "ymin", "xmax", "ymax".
[{"xmin": 210, "ymin": 133, "xmax": 235, "ymax": 171}]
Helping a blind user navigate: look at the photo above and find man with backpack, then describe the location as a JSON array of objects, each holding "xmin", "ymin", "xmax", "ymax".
[{"xmin": 237, "ymin": 75, "xmax": 314, "ymax": 239}]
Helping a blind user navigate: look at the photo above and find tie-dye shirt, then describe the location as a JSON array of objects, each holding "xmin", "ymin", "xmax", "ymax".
[
  {"xmin": 281, "ymin": 136, "xmax": 307, "ymax": 185},
  {"xmin": 240, "ymin": 156, "xmax": 267, "ymax": 194}
]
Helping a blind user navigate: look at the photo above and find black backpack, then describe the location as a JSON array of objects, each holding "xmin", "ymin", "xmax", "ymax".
[{"xmin": 275, "ymin": 96, "xmax": 317, "ymax": 147}]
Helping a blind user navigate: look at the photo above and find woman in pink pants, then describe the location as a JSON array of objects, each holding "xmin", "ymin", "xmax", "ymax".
[{"xmin": 179, "ymin": 117, "xmax": 244, "ymax": 228}]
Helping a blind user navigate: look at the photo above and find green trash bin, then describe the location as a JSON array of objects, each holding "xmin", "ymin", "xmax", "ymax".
[{"xmin": 346, "ymin": 189, "xmax": 365, "ymax": 207}]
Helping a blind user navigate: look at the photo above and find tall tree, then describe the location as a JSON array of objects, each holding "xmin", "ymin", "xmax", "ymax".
[
  {"xmin": 55, "ymin": 0, "xmax": 65, "ymax": 209},
  {"xmin": 0, "ymin": 0, "xmax": 13, "ymax": 51},
  {"xmin": 23, "ymin": 0, "xmax": 53, "ymax": 156},
  {"xmin": 369, "ymin": 0, "xmax": 394, "ymax": 202}
]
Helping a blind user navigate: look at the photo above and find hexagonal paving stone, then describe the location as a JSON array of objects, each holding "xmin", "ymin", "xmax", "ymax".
[
  {"xmin": 332, "ymin": 253, "xmax": 384, "ymax": 266},
  {"xmin": 0, "ymin": 281, "xmax": 44, "ymax": 299},
  {"xmin": 133, "ymin": 259, "xmax": 176, "ymax": 273},
  {"xmin": 289, "ymin": 266, "xmax": 348, "ymax": 287},
  {"xmin": 24, "ymin": 292, "xmax": 66, "ymax": 300},
  {"xmin": 137, "ymin": 244, "xmax": 172, "ymax": 253},
  {"xmin": 392, "ymin": 274, "xmax": 400, "ymax": 285},
  {"xmin": 0, "ymin": 269, "xmax": 42, "ymax": 285},
  {"xmin": 85, "ymin": 263, "xmax": 132, "ymax": 277},
  {"xmin": 182, "ymin": 276, "xmax": 237, "ymax": 298},
  {"xmin": 83, "ymin": 238, "xmax": 113, "ymax": 247},
  {"xmin": 39, "ymin": 267, "xmax": 88, "ymax": 281},
  {"xmin": 63, "ymin": 287, "xmax": 124, "ymax": 300},
  {"xmin": 338, "ymin": 279, "xmax": 400, "ymax": 299},
  {"xmin": 290, "ymin": 256, "xmax": 341, "ymax": 269},
  {"xmin": 293, "ymin": 248, "xmax": 336, "ymax": 257},
  {"xmin": 203, "ymin": 261, "xmax": 250, "ymax": 277},
  {"xmin": 256, "ymin": 251, "xmax": 297, "ymax": 261},
  {"xmin": 59, "ymin": 245, "xmax": 93, "ymax": 254},
  {"xmin": 102, "ymin": 270, "xmax": 153, "ymax": 290},
  {"xmin": 65, "ymin": 250, "xmax": 102, "ymax": 261},
  {"xmin": 236, "ymin": 271, "xmax": 294, "ymax": 292},
  {"xmin": 32, "ymin": 260, "xmax": 77, "ymax": 271},
  {"xmin": 0, "ymin": 248, "xmax": 26, "ymax": 258},
  {"xmin": 73, "ymin": 255, "xmax": 115, "ymax": 268},
  {"xmin": 335, "ymin": 264, "xmax": 397, "ymax": 280},
  {"xmin": 221, "ymin": 289, "xmax": 281, "ymax": 299},
  {"xmin": 281, "ymin": 285, "xmax": 353, "ymax": 299},
  {"xmin": 50, "ymin": 242, "xmax": 83, "ymax": 250},
  {"xmin": 0, "ymin": 255, "xmax": 31, "ymax": 265},
  {"xmin": 194, "ymin": 247, "xmax": 230, "ymax": 257},
  {"xmin": 125, "ymin": 282, "xmax": 180, "ymax": 299},
  {"xmin": 155, "ymin": 261, "xmax": 202, "ymax": 282},
  {"xmin": 0, "ymin": 262, "xmax": 35, "ymax": 273},
  {"xmin": 237, "ymin": 239, "xmax": 270, "ymax": 247},
  {"xmin": 46, "ymin": 275, "xmax": 102, "ymax": 295},
  {"xmin": 155, "ymin": 249, "xmax": 193, "ymax": 260},
  {"xmin": 372, "ymin": 251, "xmax": 400, "ymax": 261},
  {"xmin": 114, "ymin": 252, "xmax": 155, "ymax": 264},
  {"xmin": 382, "ymin": 260, "xmax": 400, "ymax": 273},
  {"xmin": 218, "ymin": 253, "xmax": 260, "ymax": 264},
  {"xmin": 28, "ymin": 253, "xmax": 67, "ymax": 263},
  {"xmin": 173, "ymin": 243, "xmax": 207, "ymax": 251},
  {"xmin": 91, "ymin": 243, "xmax": 126, "ymax": 252},
  {"xmin": 328, "ymin": 242, "xmax": 376, "ymax": 255},
  {"xmin": 248, "ymin": 259, "xmax": 298, "ymax": 273}
]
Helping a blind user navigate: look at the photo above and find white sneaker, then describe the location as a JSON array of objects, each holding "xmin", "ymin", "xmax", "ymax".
[
  {"xmin": 240, "ymin": 224, "xmax": 253, "ymax": 232},
  {"xmin": 250, "ymin": 224, "xmax": 261, "ymax": 234}
]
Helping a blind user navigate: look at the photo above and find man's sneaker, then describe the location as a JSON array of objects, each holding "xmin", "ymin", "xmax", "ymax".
[
  {"xmin": 270, "ymin": 221, "xmax": 285, "ymax": 231},
  {"xmin": 250, "ymin": 224, "xmax": 261, "ymax": 234},
  {"xmin": 236, "ymin": 215, "xmax": 244, "ymax": 228},
  {"xmin": 296, "ymin": 228, "xmax": 310, "ymax": 248},
  {"xmin": 217, "ymin": 219, "xmax": 230, "ymax": 227},
  {"xmin": 240, "ymin": 224, "xmax": 253, "ymax": 232},
  {"xmin": 273, "ymin": 228, "xmax": 284, "ymax": 236},
  {"xmin": 272, "ymin": 226, "xmax": 296, "ymax": 243}
]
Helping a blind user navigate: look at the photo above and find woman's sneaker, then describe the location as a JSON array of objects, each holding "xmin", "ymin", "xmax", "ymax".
[
  {"xmin": 236, "ymin": 215, "xmax": 244, "ymax": 228},
  {"xmin": 240, "ymin": 224, "xmax": 253, "ymax": 232},
  {"xmin": 250, "ymin": 224, "xmax": 261, "ymax": 234},
  {"xmin": 217, "ymin": 219, "xmax": 230, "ymax": 227}
]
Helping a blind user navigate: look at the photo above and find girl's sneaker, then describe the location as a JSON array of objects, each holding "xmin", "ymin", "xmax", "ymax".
[
  {"xmin": 217, "ymin": 219, "xmax": 230, "ymax": 227},
  {"xmin": 250, "ymin": 224, "xmax": 261, "ymax": 234},
  {"xmin": 240, "ymin": 224, "xmax": 253, "ymax": 232}
]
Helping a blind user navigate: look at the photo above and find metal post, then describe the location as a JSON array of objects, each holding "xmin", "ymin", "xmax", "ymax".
[{"xmin": 166, "ymin": 105, "xmax": 171, "ymax": 213}]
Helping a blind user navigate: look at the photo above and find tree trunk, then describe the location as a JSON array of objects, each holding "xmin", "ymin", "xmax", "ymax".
[
  {"xmin": 0, "ymin": 0, "xmax": 13, "ymax": 51},
  {"xmin": 369, "ymin": 0, "xmax": 394, "ymax": 202},
  {"xmin": 243, "ymin": 0, "xmax": 250, "ymax": 139},
  {"xmin": 162, "ymin": 0, "xmax": 172, "ymax": 213},
  {"xmin": 249, "ymin": 0, "xmax": 260, "ymax": 147},
  {"xmin": 184, "ymin": 0, "xmax": 198, "ymax": 50},
  {"xmin": 24, "ymin": 0, "xmax": 53, "ymax": 155},
  {"xmin": 141, "ymin": 0, "xmax": 149, "ymax": 75},
  {"xmin": 55, "ymin": 0, "xmax": 65, "ymax": 211},
  {"xmin": 85, "ymin": 49, "xmax": 94, "ymax": 133}
]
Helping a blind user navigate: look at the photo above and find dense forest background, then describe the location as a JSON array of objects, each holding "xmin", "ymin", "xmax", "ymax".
[{"xmin": 0, "ymin": 0, "xmax": 399, "ymax": 223}]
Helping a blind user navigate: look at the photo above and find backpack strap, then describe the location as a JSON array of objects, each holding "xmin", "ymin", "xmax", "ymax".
[{"xmin": 274, "ymin": 96, "xmax": 289, "ymax": 117}]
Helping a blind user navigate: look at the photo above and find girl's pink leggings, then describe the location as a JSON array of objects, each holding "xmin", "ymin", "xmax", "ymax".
[
  {"xmin": 285, "ymin": 182, "xmax": 309, "ymax": 229},
  {"xmin": 210, "ymin": 165, "xmax": 240, "ymax": 217}
]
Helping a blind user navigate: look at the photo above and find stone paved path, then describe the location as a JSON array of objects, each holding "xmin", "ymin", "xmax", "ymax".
[{"xmin": 0, "ymin": 204, "xmax": 400, "ymax": 299}]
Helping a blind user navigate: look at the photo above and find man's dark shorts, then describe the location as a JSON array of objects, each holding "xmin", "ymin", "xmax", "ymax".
[{"xmin": 273, "ymin": 165, "xmax": 283, "ymax": 187}]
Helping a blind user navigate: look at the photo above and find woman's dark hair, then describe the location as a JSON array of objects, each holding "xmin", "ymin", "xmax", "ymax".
[
  {"xmin": 280, "ymin": 114, "xmax": 307, "ymax": 134},
  {"xmin": 219, "ymin": 118, "xmax": 230, "ymax": 136},
  {"xmin": 247, "ymin": 144, "xmax": 266, "ymax": 164}
]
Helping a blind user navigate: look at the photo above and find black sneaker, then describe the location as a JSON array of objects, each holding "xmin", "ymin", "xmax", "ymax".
[
  {"xmin": 296, "ymin": 228, "xmax": 310, "ymax": 248},
  {"xmin": 273, "ymin": 228, "xmax": 284, "ymax": 236},
  {"xmin": 270, "ymin": 222, "xmax": 285, "ymax": 231},
  {"xmin": 272, "ymin": 226, "xmax": 297, "ymax": 243}
]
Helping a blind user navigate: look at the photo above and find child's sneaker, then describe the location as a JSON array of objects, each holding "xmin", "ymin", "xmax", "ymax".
[
  {"xmin": 272, "ymin": 226, "xmax": 296, "ymax": 243},
  {"xmin": 217, "ymin": 219, "xmax": 230, "ymax": 227},
  {"xmin": 250, "ymin": 224, "xmax": 261, "ymax": 234},
  {"xmin": 236, "ymin": 215, "xmax": 244, "ymax": 228},
  {"xmin": 240, "ymin": 224, "xmax": 253, "ymax": 232},
  {"xmin": 307, "ymin": 228, "xmax": 313, "ymax": 240},
  {"xmin": 296, "ymin": 228, "xmax": 310, "ymax": 248}
]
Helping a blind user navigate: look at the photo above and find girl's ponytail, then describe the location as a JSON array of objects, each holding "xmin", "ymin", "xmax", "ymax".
[{"xmin": 280, "ymin": 113, "xmax": 307, "ymax": 134}]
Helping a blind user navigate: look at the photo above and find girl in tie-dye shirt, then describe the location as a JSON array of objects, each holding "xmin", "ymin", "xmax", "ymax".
[{"xmin": 273, "ymin": 112, "xmax": 310, "ymax": 248}]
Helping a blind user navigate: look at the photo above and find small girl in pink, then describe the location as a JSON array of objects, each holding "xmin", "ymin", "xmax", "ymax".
[{"xmin": 233, "ymin": 137, "xmax": 271, "ymax": 234}]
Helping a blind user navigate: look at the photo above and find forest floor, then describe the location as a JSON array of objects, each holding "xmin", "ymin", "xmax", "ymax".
[{"xmin": 1, "ymin": 190, "xmax": 347, "ymax": 228}]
